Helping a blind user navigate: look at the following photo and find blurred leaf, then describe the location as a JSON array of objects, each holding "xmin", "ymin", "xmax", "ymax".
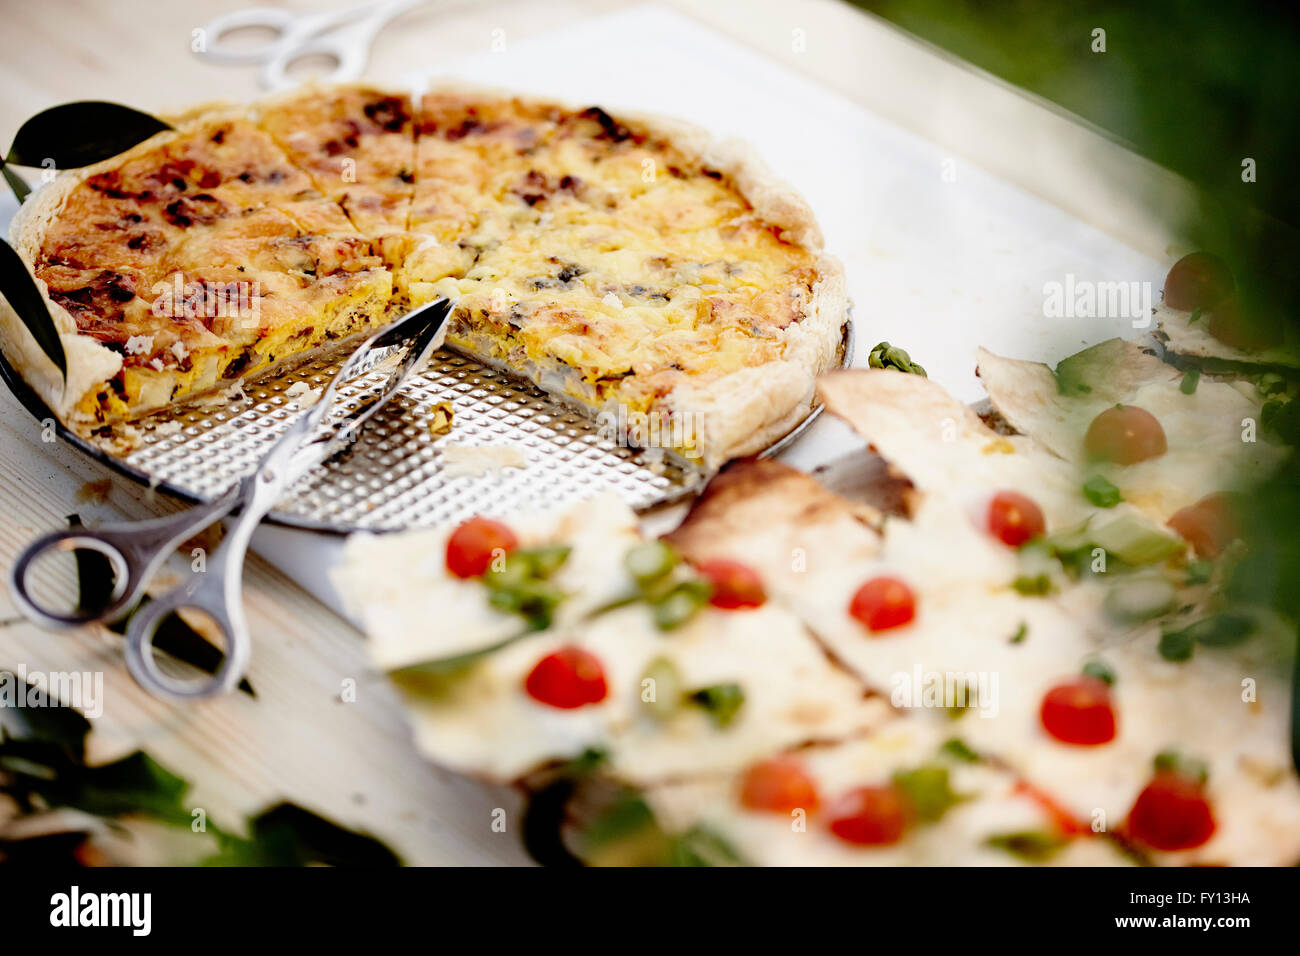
[{"xmin": 6, "ymin": 101, "xmax": 170, "ymax": 171}]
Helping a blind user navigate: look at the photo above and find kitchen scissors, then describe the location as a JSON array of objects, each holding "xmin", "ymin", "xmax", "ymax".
[
  {"xmin": 196, "ymin": 0, "xmax": 425, "ymax": 91},
  {"xmin": 9, "ymin": 299, "xmax": 451, "ymax": 701}
]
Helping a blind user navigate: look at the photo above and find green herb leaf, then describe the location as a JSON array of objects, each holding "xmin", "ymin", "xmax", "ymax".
[
  {"xmin": 669, "ymin": 825, "xmax": 748, "ymax": 867},
  {"xmin": 1187, "ymin": 307, "xmax": 1203, "ymax": 324},
  {"xmin": 1158, "ymin": 628, "xmax": 1195, "ymax": 661},
  {"xmin": 0, "ymin": 238, "xmax": 65, "ymax": 380},
  {"xmin": 1185, "ymin": 560, "xmax": 1215, "ymax": 585},
  {"xmin": 985, "ymin": 830, "xmax": 1067, "ymax": 862},
  {"xmin": 1153, "ymin": 750, "xmax": 1209, "ymax": 785},
  {"xmin": 940, "ymin": 738, "xmax": 982, "ymax": 763},
  {"xmin": 1179, "ymin": 611, "xmax": 1255, "ymax": 648},
  {"xmin": 1082, "ymin": 659, "xmax": 1116, "ymax": 685},
  {"xmin": 1082, "ymin": 474, "xmax": 1123, "ymax": 508},
  {"xmin": 892, "ymin": 764, "xmax": 963, "ymax": 822},
  {"xmin": 208, "ymin": 803, "xmax": 401, "ymax": 867},
  {"xmin": 868, "ymin": 341, "xmax": 927, "ymax": 376},
  {"xmin": 1008, "ymin": 621, "xmax": 1029, "ymax": 644},
  {"xmin": 1180, "ymin": 368, "xmax": 1201, "ymax": 394},
  {"xmin": 686, "ymin": 682, "xmax": 745, "ymax": 727}
]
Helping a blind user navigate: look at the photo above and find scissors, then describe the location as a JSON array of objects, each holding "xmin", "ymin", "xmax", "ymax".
[
  {"xmin": 196, "ymin": 0, "xmax": 425, "ymax": 91},
  {"xmin": 9, "ymin": 299, "xmax": 451, "ymax": 701}
]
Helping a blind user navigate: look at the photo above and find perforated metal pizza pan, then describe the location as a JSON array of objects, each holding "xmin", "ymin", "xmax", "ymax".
[{"xmin": 0, "ymin": 314, "xmax": 853, "ymax": 535}]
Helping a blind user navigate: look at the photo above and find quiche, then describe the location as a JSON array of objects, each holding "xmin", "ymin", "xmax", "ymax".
[{"xmin": 0, "ymin": 83, "xmax": 846, "ymax": 470}]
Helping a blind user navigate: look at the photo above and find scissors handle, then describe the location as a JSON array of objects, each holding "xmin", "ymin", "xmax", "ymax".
[
  {"xmin": 8, "ymin": 488, "xmax": 242, "ymax": 629},
  {"xmin": 122, "ymin": 526, "xmax": 253, "ymax": 701},
  {"xmin": 199, "ymin": 7, "xmax": 308, "ymax": 64}
]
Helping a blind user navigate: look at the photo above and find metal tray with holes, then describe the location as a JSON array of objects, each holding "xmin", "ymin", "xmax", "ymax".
[{"xmin": 0, "ymin": 317, "xmax": 853, "ymax": 534}]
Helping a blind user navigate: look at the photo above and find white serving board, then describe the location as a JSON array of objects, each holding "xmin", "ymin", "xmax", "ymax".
[{"xmin": 2, "ymin": 3, "xmax": 1168, "ymax": 622}]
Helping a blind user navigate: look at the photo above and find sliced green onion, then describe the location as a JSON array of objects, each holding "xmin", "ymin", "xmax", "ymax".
[
  {"xmin": 1103, "ymin": 577, "xmax": 1177, "ymax": 624},
  {"xmin": 640, "ymin": 656, "xmax": 683, "ymax": 721},
  {"xmin": 1090, "ymin": 514, "xmax": 1183, "ymax": 566},
  {"xmin": 624, "ymin": 541, "xmax": 680, "ymax": 585},
  {"xmin": 651, "ymin": 580, "xmax": 711, "ymax": 631},
  {"xmin": 686, "ymin": 683, "xmax": 745, "ymax": 727},
  {"xmin": 1082, "ymin": 474, "xmax": 1123, "ymax": 508}
]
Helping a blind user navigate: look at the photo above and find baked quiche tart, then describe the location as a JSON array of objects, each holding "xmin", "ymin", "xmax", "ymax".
[{"xmin": 1, "ymin": 84, "xmax": 846, "ymax": 470}]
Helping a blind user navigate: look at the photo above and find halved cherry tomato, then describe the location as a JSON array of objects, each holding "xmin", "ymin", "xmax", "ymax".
[
  {"xmin": 1167, "ymin": 493, "xmax": 1237, "ymax": 558},
  {"xmin": 697, "ymin": 558, "xmax": 766, "ymax": 609},
  {"xmin": 1206, "ymin": 297, "xmax": 1280, "ymax": 353},
  {"xmin": 848, "ymin": 576, "xmax": 916, "ymax": 633},
  {"xmin": 445, "ymin": 516, "xmax": 518, "ymax": 578},
  {"xmin": 1040, "ymin": 677, "xmax": 1117, "ymax": 745},
  {"xmin": 739, "ymin": 757, "xmax": 819, "ymax": 814},
  {"xmin": 826, "ymin": 785, "xmax": 912, "ymax": 846},
  {"xmin": 1126, "ymin": 771, "xmax": 1216, "ymax": 851},
  {"xmin": 987, "ymin": 491, "xmax": 1046, "ymax": 547},
  {"xmin": 524, "ymin": 646, "xmax": 608, "ymax": 709},
  {"xmin": 1162, "ymin": 252, "xmax": 1233, "ymax": 311},
  {"xmin": 1084, "ymin": 405, "xmax": 1167, "ymax": 465}
]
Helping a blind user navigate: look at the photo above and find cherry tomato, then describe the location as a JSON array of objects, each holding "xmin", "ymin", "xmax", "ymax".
[
  {"xmin": 1084, "ymin": 405, "xmax": 1167, "ymax": 465},
  {"xmin": 1206, "ymin": 297, "xmax": 1280, "ymax": 353},
  {"xmin": 848, "ymin": 576, "xmax": 916, "ymax": 633},
  {"xmin": 1040, "ymin": 677, "xmax": 1117, "ymax": 745},
  {"xmin": 697, "ymin": 558, "xmax": 767, "ymax": 609},
  {"xmin": 1167, "ymin": 493, "xmax": 1237, "ymax": 558},
  {"xmin": 739, "ymin": 757, "xmax": 820, "ymax": 814},
  {"xmin": 524, "ymin": 646, "xmax": 608, "ymax": 709},
  {"xmin": 987, "ymin": 491, "xmax": 1046, "ymax": 547},
  {"xmin": 1126, "ymin": 771, "xmax": 1216, "ymax": 851},
  {"xmin": 826, "ymin": 785, "xmax": 912, "ymax": 846},
  {"xmin": 445, "ymin": 516, "xmax": 518, "ymax": 578},
  {"xmin": 1162, "ymin": 252, "xmax": 1233, "ymax": 311}
]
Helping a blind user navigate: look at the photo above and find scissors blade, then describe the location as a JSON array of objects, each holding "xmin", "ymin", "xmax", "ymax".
[{"xmin": 255, "ymin": 298, "xmax": 454, "ymax": 497}]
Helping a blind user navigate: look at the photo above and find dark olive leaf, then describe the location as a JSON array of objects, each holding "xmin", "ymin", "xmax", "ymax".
[
  {"xmin": 209, "ymin": 803, "xmax": 401, "ymax": 867},
  {"xmin": 71, "ymin": 751, "xmax": 190, "ymax": 825},
  {"xmin": 0, "ymin": 671, "xmax": 91, "ymax": 762},
  {"xmin": 6, "ymin": 101, "xmax": 171, "ymax": 172},
  {"xmin": 0, "ymin": 238, "xmax": 65, "ymax": 379},
  {"xmin": 1, "ymin": 164, "xmax": 29, "ymax": 203},
  {"xmin": 521, "ymin": 777, "xmax": 585, "ymax": 868}
]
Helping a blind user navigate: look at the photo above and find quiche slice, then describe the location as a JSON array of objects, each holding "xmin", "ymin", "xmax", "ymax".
[
  {"xmin": 254, "ymin": 84, "xmax": 417, "ymax": 257},
  {"xmin": 2, "ymin": 84, "xmax": 844, "ymax": 472},
  {"xmin": 403, "ymin": 88, "xmax": 846, "ymax": 470}
]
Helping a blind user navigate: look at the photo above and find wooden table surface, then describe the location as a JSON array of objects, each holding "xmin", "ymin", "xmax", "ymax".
[{"xmin": 0, "ymin": 0, "xmax": 1188, "ymax": 865}]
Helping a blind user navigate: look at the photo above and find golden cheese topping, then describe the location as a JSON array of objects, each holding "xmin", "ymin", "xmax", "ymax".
[{"xmin": 30, "ymin": 88, "xmax": 834, "ymax": 456}]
